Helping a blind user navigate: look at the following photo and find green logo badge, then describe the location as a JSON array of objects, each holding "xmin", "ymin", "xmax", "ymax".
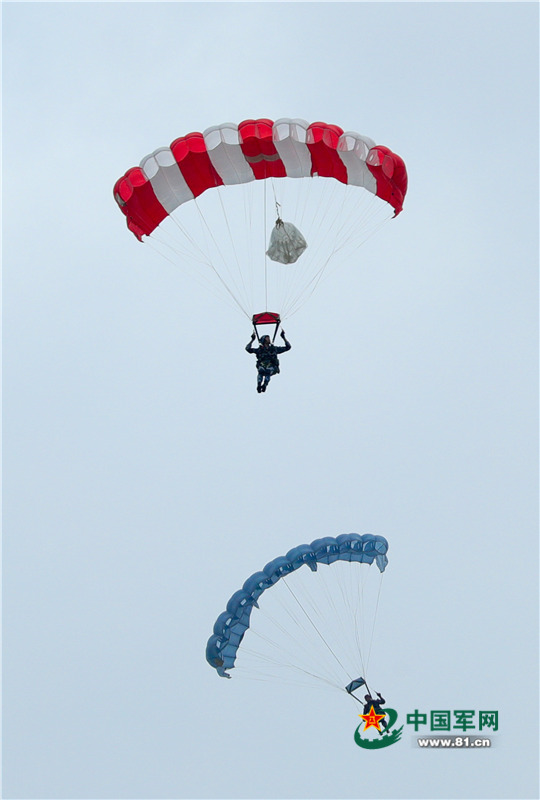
[{"xmin": 354, "ymin": 707, "xmax": 404, "ymax": 750}]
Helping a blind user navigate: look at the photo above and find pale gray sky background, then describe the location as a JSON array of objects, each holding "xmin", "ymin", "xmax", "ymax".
[{"xmin": 2, "ymin": 2, "xmax": 538, "ymax": 799}]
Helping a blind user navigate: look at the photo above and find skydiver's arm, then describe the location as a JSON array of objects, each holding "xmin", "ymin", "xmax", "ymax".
[
  {"xmin": 274, "ymin": 341, "xmax": 291, "ymax": 354},
  {"xmin": 274, "ymin": 331, "xmax": 291, "ymax": 354},
  {"xmin": 246, "ymin": 333, "xmax": 258, "ymax": 353},
  {"xmin": 377, "ymin": 693, "xmax": 386, "ymax": 704}
]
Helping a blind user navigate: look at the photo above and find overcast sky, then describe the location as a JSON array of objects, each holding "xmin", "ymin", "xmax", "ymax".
[{"xmin": 2, "ymin": 2, "xmax": 539, "ymax": 799}]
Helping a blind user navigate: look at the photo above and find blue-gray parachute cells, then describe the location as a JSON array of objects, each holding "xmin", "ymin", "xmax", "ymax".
[{"xmin": 206, "ymin": 533, "xmax": 388, "ymax": 678}]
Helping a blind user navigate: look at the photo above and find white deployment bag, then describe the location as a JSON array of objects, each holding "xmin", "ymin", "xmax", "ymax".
[{"xmin": 266, "ymin": 219, "xmax": 308, "ymax": 264}]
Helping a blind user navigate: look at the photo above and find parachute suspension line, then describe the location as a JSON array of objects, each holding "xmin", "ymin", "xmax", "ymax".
[
  {"xmin": 235, "ymin": 649, "xmax": 342, "ymax": 692},
  {"xmin": 215, "ymin": 185, "xmax": 251, "ymax": 310},
  {"xmin": 246, "ymin": 616, "xmax": 311, "ymax": 666},
  {"xmin": 351, "ymin": 574, "xmax": 366, "ymax": 681},
  {"xmin": 272, "ymin": 177, "xmax": 322, "ymax": 318},
  {"xmin": 145, "ymin": 236, "xmax": 188, "ymax": 268},
  {"xmin": 262, "ymin": 183, "xmax": 291, "ymax": 320},
  {"xmin": 346, "ymin": 564, "xmax": 366, "ymax": 678},
  {"xmin": 245, "ymin": 181, "xmax": 257, "ymax": 307},
  {"xmin": 326, "ymin": 183, "xmax": 359, "ymax": 256},
  {"xmin": 191, "ymin": 197, "xmax": 252, "ymax": 319},
  {"xmin": 192, "ymin": 196, "xmax": 241, "ymax": 299},
  {"xmin": 281, "ymin": 574, "xmax": 351, "ymax": 679},
  {"xmin": 282, "ymin": 179, "xmax": 312, "ymax": 311},
  {"xmin": 312, "ymin": 564, "xmax": 349, "ymax": 675},
  {"xmin": 217, "ymin": 553, "xmax": 386, "ymax": 694},
  {"xmin": 280, "ymin": 250, "xmax": 335, "ymax": 320},
  {"xmin": 146, "ymin": 232, "xmax": 214, "ymax": 277},
  {"xmin": 322, "ymin": 561, "xmax": 370, "ymax": 684},
  {"xmin": 253, "ymin": 176, "xmax": 381, "ymax": 322},
  {"xmin": 233, "ymin": 571, "xmax": 345, "ymax": 689},
  {"xmin": 346, "ymin": 214, "xmax": 390, "ymax": 256},
  {"xmin": 264, "ymin": 179, "xmax": 269, "ymax": 311},
  {"xmin": 156, "ymin": 202, "xmax": 252, "ymax": 318},
  {"xmin": 159, "ymin": 213, "xmax": 216, "ymax": 268},
  {"xmin": 281, "ymin": 197, "xmax": 392, "ymax": 320},
  {"xmin": 281, "ymin": 571, "xmax": 347, "ymax": 686},
  {"xmin": 147, "ymin": 234, "xmax": 247, "ymax": 317},
  {"xmin": 338, "ymin": 562, "xmax": 367, "ymax": 679},
  {"xmin": 360, "ymin": 564, "xmax": 370, "ymax": 678},
  {"xmin": 256, "ymin": 574, "xmax": 344, "ymax": 687},
  {"xmin": 143, "ymin": 164, "xmax": 217, "ymax": 269},
  {"xmin": 329, "ymin": 193, "xmax": 390, "ymax": 257},
  {"xmin": 357, "ymin": 566, "xmax": 369, "ymax": 675},
  {"xmin": 309, "ymin": 180, "xmax": 365, "ymax": 268},
  {"xmin": 269, "ymin": 178, "xmax": 298, "ymax": 317},
  {"xmin": 276, "ymin": 178, "xmax": 351, "ymax": 319},
  {"xmin": 271, "ymin": 180, "xmax": 282, "ymax": 223},
  {"xmin": 246, "ymin": 606, "xmax": 339, "ymax": 688},
  {"xmin": 349, "ymin": 565, "xmax": 374, "ymax": 687},
  {"xmin": 243, "ymin": 185, "xmax": 251, "ymax": 306},
  {"xmin": 355, "ymin": 565, "xmax": 370, "ymax": 682},
  {"xmin": 313, "ymin": 563, "xmax": 358, "ymax": 681},
  {"xmin": 364, "ymin": 572, "xmax": 384, "ymax": 678}
]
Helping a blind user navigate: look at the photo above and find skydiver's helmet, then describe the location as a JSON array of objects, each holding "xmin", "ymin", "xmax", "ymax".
[
  {"xmin": 364, "ymin": 694, "xmax": 373, "ymax": 702},
  {"xmin": 260, "ymin": 335, "xmax": 271, "ymax": 346}
]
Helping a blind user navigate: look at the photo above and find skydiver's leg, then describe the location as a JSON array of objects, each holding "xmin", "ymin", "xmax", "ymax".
[
  {"xmin": 261, "ymin": 375, "xmax": 268, "ymax": 391},
  {"xmin": 373, "ymin": 705, "xmax": 387, "ymax": 728},
  {"xmin": 265, "ymin": 367, "xmax": 278, "ymax": 388},
  {"xmin": 257, "ymin": 368, "xmax": 264, "ymax": 392},
  {"xmin": 262, "ymin": 368, "xmax": 273, "ymax": 391}
]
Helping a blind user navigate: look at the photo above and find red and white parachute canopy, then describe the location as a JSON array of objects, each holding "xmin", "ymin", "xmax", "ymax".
[{"xmin": 114, "ymin": 118, "xmax": 407, "ymax": 320}]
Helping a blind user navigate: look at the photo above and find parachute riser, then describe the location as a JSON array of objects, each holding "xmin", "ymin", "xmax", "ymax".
[
  {"xmin": 346, "ymin": 678, "xmax": 386, "ymax": 735},
  {"xmin": 347, "ymin": 691, "xmax": 364, "ymax": 706},
  {"xmin": 345, "ymin": 676, "xmax": 373, "ymax": 704},
  {"xmin": 253, "ymin": 324, "xmax": 280, "ymax": 344}
]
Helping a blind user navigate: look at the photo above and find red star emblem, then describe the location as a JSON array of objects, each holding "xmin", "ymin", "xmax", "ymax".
[{"xmin": 359, "ymin": 705, "xmax": 386, "ymax": 732}]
